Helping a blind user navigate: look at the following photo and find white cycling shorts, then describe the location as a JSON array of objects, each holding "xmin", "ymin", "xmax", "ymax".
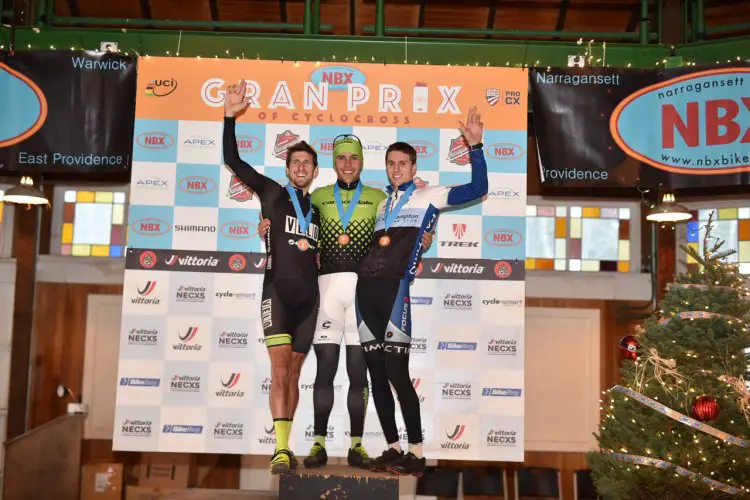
[{"xmin": 312, "ymin": 272, "xmax": 360, "ymax": 346}]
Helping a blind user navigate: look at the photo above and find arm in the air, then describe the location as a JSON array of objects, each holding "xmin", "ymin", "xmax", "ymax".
[
  {"xmin": 446, "ymin": 148, "xmax": 489, "ymax": 206},
  {"xmin": 222, "ymin": 116, "xmax": 273, "ymax": 196}
]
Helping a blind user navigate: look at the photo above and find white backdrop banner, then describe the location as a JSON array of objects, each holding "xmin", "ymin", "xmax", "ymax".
[{"xmin": 114, "ymin": 57, "xmax": 528, "ymax": 462}]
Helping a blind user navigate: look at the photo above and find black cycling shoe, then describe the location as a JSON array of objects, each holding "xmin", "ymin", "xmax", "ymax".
[
  {"xmin": 303, "ymin": 443, "xmax": 328, "ymax": 468},
  {"xmin": 368, "ymin": 448, "xmax": 404, "ymax": 472},
  {"xmin": 347, "ymin": 443, "xmax": 372, "ymax": 469},
  {"xmin": 386, "ymin": 452, "xmax": 426, "ymax": 477}
]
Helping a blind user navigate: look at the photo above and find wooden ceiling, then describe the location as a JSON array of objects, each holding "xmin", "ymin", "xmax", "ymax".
[{"xmin": 50, "ymin": 0, "xmax": 750, "ymax": 42}]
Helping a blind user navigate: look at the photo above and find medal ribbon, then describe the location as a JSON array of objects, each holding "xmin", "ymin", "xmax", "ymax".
[
  {"xmin": 384, "ymin": 183, "xmax": 417, "ymax": 231},
  {"xmin": 334, "ymin": 181, "xmax": 363, "ymax": 234},
  {"xmin": 285, "ymin": 183, "xmax": 312, "ymax": 238}
]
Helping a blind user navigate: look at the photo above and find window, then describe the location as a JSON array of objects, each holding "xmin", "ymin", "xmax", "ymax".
[
  {"xmin": 684, "ymin": 207, "xmax": 750, "ymax": 275},
  {"xmin": 525, "ymin": 198, "xmax": 638, "ymax": 273},
  {"xmin": 53, "ymin": 187, "xmax": 129, "ymax": 258}
]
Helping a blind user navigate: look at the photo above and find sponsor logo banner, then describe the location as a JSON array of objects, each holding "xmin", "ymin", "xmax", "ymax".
[
  {"xmin": 531, "ymin": 64, "xmax": 750, "ymax": 189},
  {"xmin": 0, "ymin": 51, "xmax": 136, "ymax": 173}
]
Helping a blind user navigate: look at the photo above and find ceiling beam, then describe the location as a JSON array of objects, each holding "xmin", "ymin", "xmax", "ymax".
[
  {"xmin": 349, "ymin": 0, "xmax": 356, "ymax": 35},
  {"xmin": 554, "ymin": 0, "xmax": 570, "ymax": 32},
  {"xmin": 280, "ymin": 0, "xmax": 288, "ymax": 24},
  {"xmin": 625, "ymin": 2, "xmax": 641, "ymax": 32},
  {"xmin": 418, "ymin": 0, "xmax": 426, "ymax": 29}
]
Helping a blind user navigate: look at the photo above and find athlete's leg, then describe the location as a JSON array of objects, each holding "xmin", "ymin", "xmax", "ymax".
[
  {"xmin": 355, "ymin": 276, "xmax": 403, "ymax": 471},
  {"xmin": 262, "ymin": 282, "xmax": 301, "ymax": 475},
  {"xmin": 288, "ymin": 292, "xmax": 318, "ymax": 455},
  {"xmin": 383, "ymin": 279, "xmax": 425, "ymax": 476}
]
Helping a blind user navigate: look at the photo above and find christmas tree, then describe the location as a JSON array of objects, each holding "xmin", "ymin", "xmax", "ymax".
[{"xmin": 588, "ymin": 213, "xmax": 750, "ymax": 499}]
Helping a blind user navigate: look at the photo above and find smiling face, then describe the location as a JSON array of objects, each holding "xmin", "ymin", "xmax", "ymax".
[
  {"xmin": 286, "ymin": 151, "xmax": 318, "ymax": 190},
  {"xmin": 385, "ymin": 149, "xmax": 417, "ymax": 188},
  {"xmin": 334, "ymin": 151, "xmax": 363, "ymax": 184}
]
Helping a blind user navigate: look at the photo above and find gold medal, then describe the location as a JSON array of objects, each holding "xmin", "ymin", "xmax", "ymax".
[
  {"xmin": 297, "ymin": 238, "xmax": 310, "ymax": 251},
  {"xmin": 338, "ymin": 233, "xmax": 350, "ymax": 246},
  {"xmin": 378, "ymin": 235, "xmax": 391, "ymax": 248}
]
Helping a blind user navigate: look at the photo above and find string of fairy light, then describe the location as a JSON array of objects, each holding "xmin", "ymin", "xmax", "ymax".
[{"xmin": 0, "ymin": 30, "xmax": 747, "ymax": 68}]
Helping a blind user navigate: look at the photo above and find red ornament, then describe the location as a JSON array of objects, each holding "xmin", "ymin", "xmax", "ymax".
[
  {"xmin": 619, "ymin": 335, "xmax": 640, "ymax": 361},
  {"xmin": 691, "ymin": 396, "xmax": 720, "ymax": 421}
]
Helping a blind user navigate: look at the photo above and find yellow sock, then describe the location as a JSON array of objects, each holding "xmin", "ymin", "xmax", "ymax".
[{"xmin": 274, "ymin": 419, "xmax": 290, "ymax": 452}]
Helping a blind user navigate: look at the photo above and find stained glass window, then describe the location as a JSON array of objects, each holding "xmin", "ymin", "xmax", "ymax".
[
  {"xmin": 684, "ymin": 208, "xmax": 750, "ymax": 275},
  {"xmin": 525, "ymin": 204, "xmax": 632, "ymax": 272},
  {"xmin": 61, "ymin": 190, "xmax": 127, "ymax": 257}
]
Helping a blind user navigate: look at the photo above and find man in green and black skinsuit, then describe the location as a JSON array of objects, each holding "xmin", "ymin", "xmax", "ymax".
[{"xmin": 259, "ymin": 135, "xmax": 432, "ymax": 469}]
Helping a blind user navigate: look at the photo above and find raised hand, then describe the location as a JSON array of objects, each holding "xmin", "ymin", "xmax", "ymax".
[
  {"xmin": 458, "ymin": 106, "xmax": 483, "ymax": 146},
  {"xmin": 225, "ymin": 80, "xmax": 250, "ymax": 118}
]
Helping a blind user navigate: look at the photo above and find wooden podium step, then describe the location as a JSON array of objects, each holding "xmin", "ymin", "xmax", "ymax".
[{"xmin": 279, "ymin": 465, "xmax": 399, "ymax": 500}]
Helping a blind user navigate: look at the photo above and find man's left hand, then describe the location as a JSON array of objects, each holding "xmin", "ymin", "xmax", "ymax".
[{"xmin": 458, "ymin": 105, "xmax": 484, "ymax": 146}]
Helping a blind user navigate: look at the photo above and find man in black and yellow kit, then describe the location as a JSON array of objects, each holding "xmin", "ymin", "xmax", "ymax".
[{"xmin": 222, "ymin": 81, "xmax": 320, "ymax": 475}]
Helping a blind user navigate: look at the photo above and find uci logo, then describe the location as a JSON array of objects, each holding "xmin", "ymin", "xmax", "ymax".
[{"xmin": 0, "ymin": 63, "xmax": 48, "ymax": 148}]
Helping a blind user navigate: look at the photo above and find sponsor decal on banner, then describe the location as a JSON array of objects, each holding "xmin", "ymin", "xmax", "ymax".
[
  {"xmin": 0, "ymin": 51, "xmax": 135, "ymax": 172},
  {"xmin": 531, "ymin": 64, "xmax": 750, "ymax": 188},
  {"xmin": 482, "ymin": 387, "xmax": 523, "ymax": 397},
  {"xmin": 486, "ymin": 428, "xmax": 518, "ymax": 447},
  {"xmin": 116, "ymin": 58, "xmax": 527, "ymax": 459},
  {"xmin": 121, "ymin": 418, "xmax": 154, "ymax": 438}
]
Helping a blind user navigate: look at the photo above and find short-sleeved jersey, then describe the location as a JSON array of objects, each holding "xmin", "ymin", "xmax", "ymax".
[
  {"xmin": 311, "ymin": 181, "xmax": 387, "ymax": 276},
  {"xmin": 223, "ymin": 117, "xmax": 320, "ymax": 284}
]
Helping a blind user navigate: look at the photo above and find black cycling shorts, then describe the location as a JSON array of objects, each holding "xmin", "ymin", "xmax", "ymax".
[{"xmin": 261, "ymin": 279, "xmax": 319, "ymax": 354}]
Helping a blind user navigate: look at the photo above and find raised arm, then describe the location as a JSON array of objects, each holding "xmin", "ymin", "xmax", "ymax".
[
  {"xmin": 223, "ymin": 81, "xmax": 273, "ymax": 196},
  {"xmin": 447, "ymin": 106, "xmax": 489, "ymax": 206}
]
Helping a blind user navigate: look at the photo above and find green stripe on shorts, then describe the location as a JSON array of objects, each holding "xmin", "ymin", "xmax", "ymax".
[{"xmin": 265, "ymin": 334, "xmax": 292, "ymax": 347}]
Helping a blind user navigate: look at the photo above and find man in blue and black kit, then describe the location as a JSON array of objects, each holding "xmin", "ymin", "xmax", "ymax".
[
  {"xmin": 222, "ymin": 80, "xmax": 320, "ymax": 475},
  {"xmin": 356, "ymin": 106, "xmax": 488, "ymax": 476}
]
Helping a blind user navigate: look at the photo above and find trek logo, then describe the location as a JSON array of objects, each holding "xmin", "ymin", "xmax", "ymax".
[
  {"xmin": 484, "ymin": 229, "xmax": 522, "ymax": 247},
  {"xmin": 437, "ymin": 341, "xmax": 477, "ymax": 351},
  {"xmin": 221, "ymin": 220, "xmax": 255, "ymax": 240},
  {"xmin": 165, "ymin": 254, "xmax": 219, "ymax": 267},
  {"xmin": 136, "ymin": 132, "xmax": 174, "ymax": 150},
  {"xmin": 215, "ymin": 373, "xmax": 245, "ymax": 398},
  {"xmin": 145, "ymin": 78, "xmax": 177, "ymax": 97},
  {"xmin": 440, "ymin": 223, "xmax": 478, "ymax": 248},
  {"xmin": 453, "ymin": 223, "xmax": 466, "ymax": 239},
  {"xmin": 482, "ymin": 388, "xmax": 523, "ymax": 397},
  {"xmin": 178, "ymin": 176, "xmax": 216, "ymax": 194},
  {"xmin": 487, "ymin": 142, "xmax": 524, "ymax": 160}
]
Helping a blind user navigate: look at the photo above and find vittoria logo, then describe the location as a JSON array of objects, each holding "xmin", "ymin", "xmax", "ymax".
[
  {"xmin": 441, "ymin": 382, "xmax": 472, "ymax": 399},
  {"xmin": 131, "ymin": 281, "xmax": 160, "ymax": 305},
  {"xmin": 227, "ymin": 175, "xmax": 254, "ymax": 202},
  {"xmin": 215, "ymin": 373, "xmax": 245, "ymax": 398},
  {"xmin": 170, "ymin": 374, "xmax": 201, "ymax": 392},
  {"xmin": 487, "ymin": 338, "xmax": 518, "ymax": 355},
  {"xmin": 176, "ymin": 285, "xmax": 206, "ymax": 303},
  {"xmin": 128, "ymin": 328, "xmax": 158, "ymax": 346},
  {"xmin": 274, "ymin": 130, "xmax": 302, "ymax": 160},
  {"xmin": 448, "ymin": 136, "xmax": 470, "ymax": 165},
  {"xmin": 121, "ymin": 419, "xmax": 153, "ymax": 437},
  {"xmin": 214, "ymin": 421, "xmax": 244, "ymax": 439},
  {"xmin": 257, "ymin": 423, "xmax": 276, "ymax": 445},
  {"xmin": 173, "ymin": 327, "xmax": 202, "ymax": 351},
  {"xmin": 442, "ymin": 424, "xmax": 470, "ymax": 450},
  {"xmin": 166, "ymin": 254, "xmax": 219, "ymax": 268},
  {"xmin": 487, "ymin": 429, "xmax": 517, "ymax": 447},
  {"xmin": 218, "ymin": 330, "xmax": 249, "ymax": 348}
]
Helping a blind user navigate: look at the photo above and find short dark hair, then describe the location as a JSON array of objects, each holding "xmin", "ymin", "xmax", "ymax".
[
  {"xmin": 286, "ymin": 141, "xmax": 318, "ymax": 169},
  {"xmin": 385, "ymin": 141, "xmax": 417, "ymax": 165}
]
